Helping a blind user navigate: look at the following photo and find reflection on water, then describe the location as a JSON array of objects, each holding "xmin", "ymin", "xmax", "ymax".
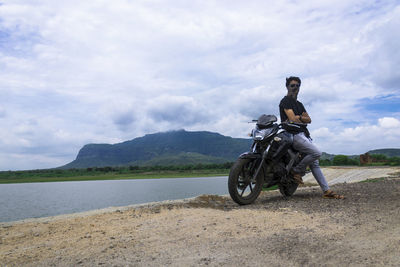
[{"xmin": 0, "ymin": 177, "xmax": 228, "ymax": 222}]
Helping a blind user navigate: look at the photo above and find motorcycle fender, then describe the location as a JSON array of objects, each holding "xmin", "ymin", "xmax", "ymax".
[{"xmin": 239, "ymin": 152, "xmax": 262, "ymax": 159}]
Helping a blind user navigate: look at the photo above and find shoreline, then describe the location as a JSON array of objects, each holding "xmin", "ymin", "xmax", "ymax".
[
  {"xmin": 0, "ymin": 195, "xmax": 210, "ymax": 227},
  {"xmin": 1, "ymin": 166, "xmax": 398, "ymax": 224},
  {"xmin": 0, "ymin": 171, "xmax": 229, "ymax": 184},
  {"xmin": 1, "ymin": 178, "xmax": 399, "ymax": 266}
]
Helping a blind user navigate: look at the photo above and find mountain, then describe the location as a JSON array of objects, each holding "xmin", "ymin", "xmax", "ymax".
[
  {"xmin": 61, "ymin": 129, "xmax": 400, "ymax": 169},
  {"xmin": 61, "ymin": 130, "xmax": 253, "ymax": 169},
  {"xmin": 367, "ymin": 148, "xmax": 400, "ymax": 157},
  {"xmin": 137, "ymin": 152, "xmax": 229, "ymax": 166}
]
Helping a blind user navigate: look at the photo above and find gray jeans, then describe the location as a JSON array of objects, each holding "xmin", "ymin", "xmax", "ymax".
[{"xmin": 292, "ymin": 132, "xmax": 330, "ymax": 192}]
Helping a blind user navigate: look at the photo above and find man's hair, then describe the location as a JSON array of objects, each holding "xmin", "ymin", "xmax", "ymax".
[{"xmin": 285, "ymin": 76, "xmax": 301, "ymax": 87}]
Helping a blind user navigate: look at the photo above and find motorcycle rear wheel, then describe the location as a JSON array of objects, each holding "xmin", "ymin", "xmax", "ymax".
[{"xmin": 228, "ymin": 158, "xmax": 264, "ymax": 205}]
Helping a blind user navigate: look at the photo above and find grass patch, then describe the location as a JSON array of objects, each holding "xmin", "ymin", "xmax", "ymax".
[
  {"xmin": 360, "ymin": 177, "xmax": 385, "ymax": 183},
  {"xmin": 0, "ymin": 170, "xmax": 230, "ymax": 184},
  {"xmin": 263, "ymin": 185, "xmax": 279, "ymax": 191}
]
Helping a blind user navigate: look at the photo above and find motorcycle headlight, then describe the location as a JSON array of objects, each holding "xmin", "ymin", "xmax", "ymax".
[{"xmin": 253, "ymin": 128, "xmax": 274, "ymax": 141}]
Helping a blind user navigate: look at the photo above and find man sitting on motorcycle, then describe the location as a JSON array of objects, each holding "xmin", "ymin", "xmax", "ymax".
[{"xmin": 279, "ymin": 76, "xmax": 344, "ymax": 199}]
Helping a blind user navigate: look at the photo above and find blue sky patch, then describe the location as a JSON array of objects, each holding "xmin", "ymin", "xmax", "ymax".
[{"xmin": 358, "ymin": 95, "xmax": 400, "ymax": 114}]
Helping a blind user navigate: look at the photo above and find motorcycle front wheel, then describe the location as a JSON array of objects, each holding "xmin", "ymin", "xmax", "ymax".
[{"xmin": 228, "ymin": 158, "xmax": 264, "ymax": 205}]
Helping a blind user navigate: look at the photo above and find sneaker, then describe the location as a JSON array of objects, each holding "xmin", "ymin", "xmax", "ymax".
[
  {"xmin": 323, "ymin": 190, "xmax": 345, "ymax": 199},
  {"xmin": 291, "ymin": 170, "xmax": 304, "ymax": 184}
]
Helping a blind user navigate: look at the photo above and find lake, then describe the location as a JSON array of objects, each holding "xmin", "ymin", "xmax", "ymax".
[{"xmin": 0, "ymin": 176, "xmax": 228, "ymax": 223}]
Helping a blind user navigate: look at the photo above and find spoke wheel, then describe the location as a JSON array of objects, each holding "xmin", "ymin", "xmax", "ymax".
[{"xmin": 228, "ymin": 158, "xmax": 264, "ymax": 205}]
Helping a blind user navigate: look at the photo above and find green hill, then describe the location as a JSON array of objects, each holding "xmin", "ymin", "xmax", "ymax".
[
  {"xmin": 135, "ymin": 152, "xmax": 229, "ymax": 166},
  {"xmin": 61, "ymin": 130, "xmax": 252, "ymax": 169},
  {"xmin": 61, "ymin": 129, "xmax": 400, "ymax": 169}
]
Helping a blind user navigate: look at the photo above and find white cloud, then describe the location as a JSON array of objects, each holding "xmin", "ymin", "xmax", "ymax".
[
  {"xmin": 0, "ymin": 0, "xmax": 400, "ymax": 170},
  {"xmin": 379, "ymin": 117, "xmax": 400, "ymax": 128},
  {"xmin": 312, "ymin": 117, "xmax": 400, "ymax": 154}
]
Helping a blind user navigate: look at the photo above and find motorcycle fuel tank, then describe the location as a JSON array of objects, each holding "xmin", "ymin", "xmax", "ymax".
[{"xmin": 269, "ymin": 131, "xmax": 294, "ymax": 160}]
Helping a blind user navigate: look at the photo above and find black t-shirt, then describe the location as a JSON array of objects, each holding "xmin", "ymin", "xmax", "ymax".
[
  {"xmin": 279, "ymin": 96, "xmax": 309, "ymax": 135},
  {"xmin": 279, "ymin": 96, "xmax": 307, "ymax": 122}
]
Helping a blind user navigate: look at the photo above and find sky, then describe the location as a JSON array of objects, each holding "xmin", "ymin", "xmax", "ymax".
[{"xmin": 1, "ymin": 0, "xmax": 400, "ymax": 170}]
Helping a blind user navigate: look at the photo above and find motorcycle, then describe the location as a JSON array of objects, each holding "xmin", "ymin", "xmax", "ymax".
[{"xmin": 228, "ymin": 114, "xmax": 306, "ymax": 205}]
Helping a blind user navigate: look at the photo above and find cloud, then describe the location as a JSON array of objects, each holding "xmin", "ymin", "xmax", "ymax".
[
  {"xmin": 148, "ymin": 95, "xmax": 211, "ymax": 126},
  {"xmin": 312, "ymin": 117, "xmax": 400, "ymax": 154},
  {"xmin": 112, "ymin": 111, "xmax": 136, "ymax": 132},
  {"xmin": 0, "ymin": 105, "xmax": 6, "ymax": 118},
  {"xmin": 361, "ymin": 5, "xmax": 400, "ymax": 91},
  {"xmin": 0, "ymin": 0, "xmax": 400, "ymax": 170},
  {"xmin": 379, "ymin": 117, "xmax": 400, "ymax": 128}
]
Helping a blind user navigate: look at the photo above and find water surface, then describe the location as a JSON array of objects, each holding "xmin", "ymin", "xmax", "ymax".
[{"xmin": 0, "ymin": 176, "xmax": 228, "ymax": 222}]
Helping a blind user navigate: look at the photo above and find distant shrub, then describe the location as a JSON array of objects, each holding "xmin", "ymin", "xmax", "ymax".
[
  {"xmin": 129, "ymin": 165, "xmax": 139, "ymax": 171},
  {"xmin": 333, "ymin": 155, "xmax": 358, "ymax": 166},
  {"xmin": 370, "ymin": 154, "xmax": 388, "ymax": 161},
  {"xmin": 319, "ymin": 159, "xmax": 332, "ymax": 166}
]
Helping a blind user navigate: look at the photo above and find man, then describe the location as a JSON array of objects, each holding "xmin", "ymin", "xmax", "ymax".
[{"xmin": 279, "ymin": 76, "xmax": 344, "ymax": 199}]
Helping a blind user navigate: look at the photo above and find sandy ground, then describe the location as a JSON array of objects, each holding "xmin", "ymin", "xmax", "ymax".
[
  {"xmin": 1, "ymin": 167, "xmax": 400, "ymax": 266},
  {"xmin": 303, "ymin": 166, "xmax": 400, "ymax": 184}
]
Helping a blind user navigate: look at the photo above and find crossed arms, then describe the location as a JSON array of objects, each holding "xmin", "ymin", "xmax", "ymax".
[{"xmin": 284, "ymin": 109, "xmax": 312, "ymax": 124}]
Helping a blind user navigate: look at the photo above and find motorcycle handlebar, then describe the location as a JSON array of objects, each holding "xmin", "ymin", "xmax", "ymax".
[
  {"xmin": 280, "ymin": 121, "xmax": 307, "ymax": 128},
  {"xmin": 249, "ymin": 119, "xmax": 307, "ymax": 127}
]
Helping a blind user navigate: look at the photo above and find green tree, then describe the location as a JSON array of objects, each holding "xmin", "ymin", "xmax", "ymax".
[
  {"xmin": 129, "ymin": 165, "xmax": 139, "ymax": 171},
  {"xmin": 371, "ymin": 154, "xmax": 388, "ymax": 161},
  {"xmin": 387, "ymin": 156, "xmax": 400, "ymax": 166},
  {"xmin": 333, "ymin": 155, "xmax": 350, "ymax": 165},
  {"xmin": 332, "ymin": 155, "xmax": 359, "ymax": 166},
  {"xmin": 319, "ymin": 159, "xmax": 332, "ymax": 166}
]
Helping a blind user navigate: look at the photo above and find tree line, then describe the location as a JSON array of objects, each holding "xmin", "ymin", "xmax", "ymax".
[
  {"xmin": 320, "ymin": 154, "xmax": 400, "ymax": 166},
  {"xmin": 1, "ymin": 154, "xmax": 399, "ymax": 179},
  {"xmin": 0, "ymin": 162, "xmax": 235, "ymax": 179}
]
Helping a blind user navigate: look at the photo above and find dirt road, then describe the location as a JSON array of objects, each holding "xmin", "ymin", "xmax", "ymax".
[{"xmin": 1, "ymin": 172, "xmax": 400, "ymax": 266}]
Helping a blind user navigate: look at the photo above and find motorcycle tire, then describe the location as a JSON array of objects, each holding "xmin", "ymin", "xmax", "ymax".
[
  {"xmin": 228, "ymin": 157, "xmax": 264, "ymax": 205},
  {"xmin": 278, "ymin": 181, "xmax": 298, "ymax": 197}
]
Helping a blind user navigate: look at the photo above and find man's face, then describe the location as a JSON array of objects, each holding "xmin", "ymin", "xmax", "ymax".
[{"xmin": 287, "ymin": 80, "xmax": 300, "ymax": 97}]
